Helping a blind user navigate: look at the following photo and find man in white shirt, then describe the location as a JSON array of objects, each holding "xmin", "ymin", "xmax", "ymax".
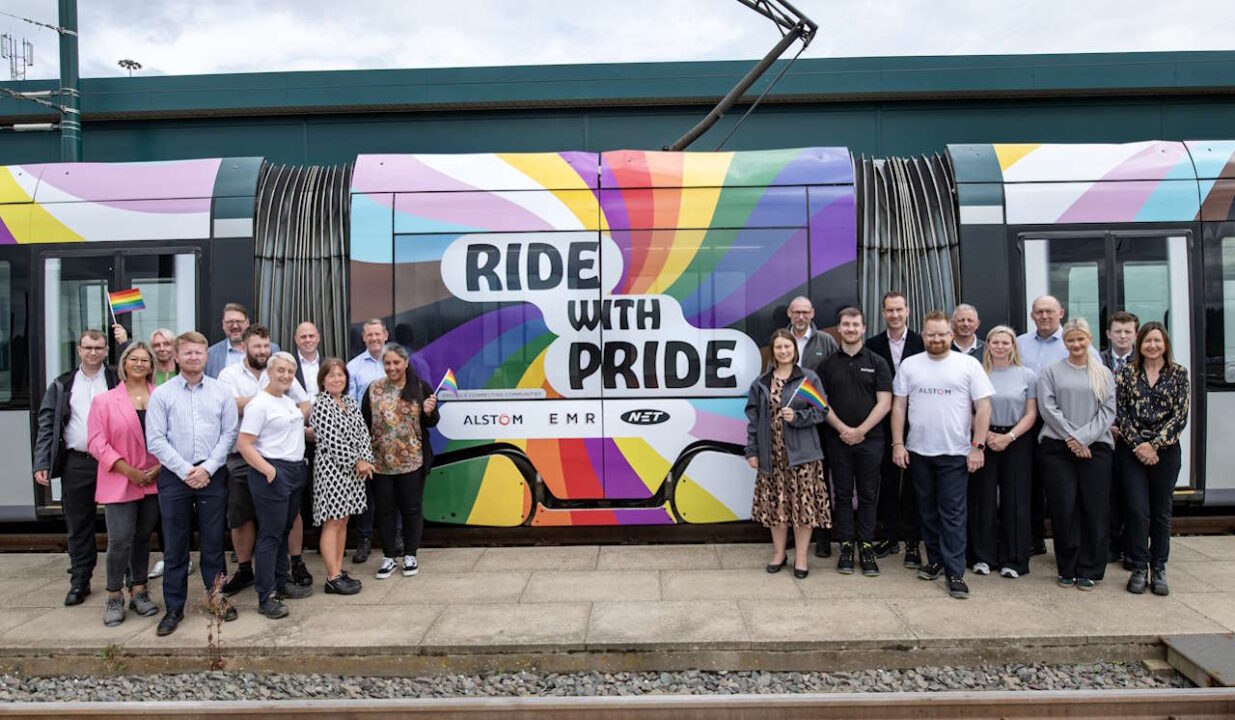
[
  {"xmin": 32, "ymin": 329, "xmax": 119, "ymax": 606},
  {"xmin": 892, "ymin": 310, "xmax": 994, "ymax": 600},
  {"xmin": 217, "ymin": 325, "xmax": 309, "ymax": 598},
  {"xmin": 294, "ymin": 322, "xmax": 322, "ymax": 396},
  {"xmin": 951, "ymin": 304, "xmax": 984, "ymax": 358}
]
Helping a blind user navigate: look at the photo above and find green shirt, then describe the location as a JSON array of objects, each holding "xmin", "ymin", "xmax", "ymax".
[{"xmin": 153, "ymin": 368, "xmax": 178, "ymax": 386}]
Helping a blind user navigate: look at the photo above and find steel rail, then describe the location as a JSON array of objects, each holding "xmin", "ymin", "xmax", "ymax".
[{"xmin": 2, "ymin": 688, "xmax": 1234, "ymax": 719}]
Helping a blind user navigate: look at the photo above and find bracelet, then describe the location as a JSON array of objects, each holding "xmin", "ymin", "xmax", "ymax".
[{"xmin": 892, "ymin": 442, "xmax": 904, "ymax": 447}]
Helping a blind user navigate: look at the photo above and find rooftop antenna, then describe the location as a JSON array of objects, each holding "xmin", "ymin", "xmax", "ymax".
[{"xmin": 1, "ymin": 34, "xmax": 34, "ymax": 81}]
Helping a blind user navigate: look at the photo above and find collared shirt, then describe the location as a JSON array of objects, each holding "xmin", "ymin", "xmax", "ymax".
[
  {"xmin": 1017, "ymin": 327, "xmax": 1099, "ymax": 373},
  {"xmin": 217, "ymin": 363, "xmax": 308, "ymax": 451},
  {"xmin": 888, "ymin": 330, "xmax": 908, "ymax": 370},
  {"xmin": 1111, "ymin": 351, "xmax": 1132, "ymax": 375},
  {"xmin": 224, "ymin": 345, "xmax": 245, "ymax": 370},
  {"xmin": 64, "ymin": 367, "xmax": 109, "ymax": 452},
  {"xmin": 347, "ymin": 351, "xmax": 385, "ymax": 406},
  {"xmin": 146, "ymin": 374, "xmax": 239, "ymax": 480},
  {"xmin": 299, "ymin": 352, "xmax": 321, "ymax": 396},
  {"xmin": 952, "ymin": 337, "xmax": 983, "ymax": 358},
  {"xmin": 818, "ymin": 344, "xmax": 892, "ymax": 438},
  {"xmin": 793, "ymin": 327, "xmax": 812, "ymax": 367}
]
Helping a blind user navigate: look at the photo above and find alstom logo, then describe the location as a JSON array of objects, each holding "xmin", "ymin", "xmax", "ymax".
[{"xmin": 621, "ymin": 409, "xmax": 670, "ymax": 425}]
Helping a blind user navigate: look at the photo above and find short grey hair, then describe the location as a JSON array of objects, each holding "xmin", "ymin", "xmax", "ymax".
[
  {"xmin": 268, "ymin": 351, "xmax": 298, "ymax": 371},
  {"xmin": 952, "ymin": 303, "xmax": 979, "ymax": 319}
]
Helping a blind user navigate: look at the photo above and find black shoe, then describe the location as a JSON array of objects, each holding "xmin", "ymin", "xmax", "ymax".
[
  {"xmin": 64, "ymin": 585, "xmax": 91, "ymax": 606},
  {"xmin": 836, "ymin": 542, "xmax": 855, "ymax": 575},
  {"xmin": 325, "ymin": 573, "xmax": 362, "ymax": 595},
  {"xmin": 1030, "ymin": 542, "xmax": 1047, "ymax": 557},
  {"xmin": 765, "ymin": 556, "xmax": 787, "ymax": 574},
  {"xmin": 946, "ymin": 575, "xmax": 970, "ymax": 599},
  {"xmin": 278, "ymin": 582, "xmax": 314, "ymax": 600},
  {"xmin": 1150, "ymin": 567, "xmax": 1170, "ymax": 596},
  {"xmin": 903, "ymin": 544, "xmax": 922, "ymax": 569},
  {"xmin": 917, "ymin": 561, "xmax": 943, "ymax": 581},
  {"xmin": 859, "ymin": 542, "xmax": 881, "ymax": 577},
  {"xmin": 814, "ymin": 540, "xmax": 832, "ymax": 559},
  {"xmin": 291, "ymin": 561, "xmax": 313, "ymax": 587},
  {"xmin": 220, "ymin": 566, "xmax": 254, "ymax": 596},
  {"xmin": 792, "ymin": 566, "xmax": 809, "ymax": 579},
  {"xmin": 156, "ymin": 610, "xmax": 183, "ymax": 636},
  {"xmin": 259, "ymin": 596, "xmax": 289, "ymax": 619},
  {"xmin": 1108, "ymin": 549, "xmax": 1123, "ymax": 564},
  {"xmin": 1126, "ymin": 569, "xmax": 1148, "ymax": 594},
  {"xmin": 872, "ymin": 540, "xmax": 899, "ymax": 559},
  {"xmin": 352, "ymin": 537, "xmax": 372, "ymax": 564},
  {"xmin": 1122, "ymin": 559, "xmax": 1136, "ymax": 572}
]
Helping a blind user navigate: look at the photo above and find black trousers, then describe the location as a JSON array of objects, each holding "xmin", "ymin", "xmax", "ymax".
[
  {"xmin": 374, "ymin": 469, "xmax": 426, "ymax": 558},
  {"xmin": 876, "ymin": 443, "xmax": 920, "ymax": 543},
  {"xmin": 247, "ymin": 458, "xmax": 307, "ymax": 603},
  {"xmin": 1040, "ymin": 438, "xmax": 1112, "ymax": 581},
  {"xmin": 1119, "ymin": 441, "xmax": 1180, "ymax": 571},
  {"xmin": 1109, "ymin": 436, "xmax": 1127, "ymax": 559},
  {"xmin": 968, "ymin": 432, "xmax": 1033, "ymax": 574},
  {"xmin": 1029, "ymin": 419, "xmax": 1047, "ymax": 547},
  {"xmin": 824, "ymin": 433, "xmax": 882, "ymax": 543},
  {"xmin": 61, "ymin": 450, "xmax": 99, "ymax": 589}
]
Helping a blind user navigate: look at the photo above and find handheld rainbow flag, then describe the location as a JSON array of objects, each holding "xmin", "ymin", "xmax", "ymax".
[
  {"xmin": 434, "ymin": 368, "xmax": 459, "ymax": 397},
  {"xmin": 791, "ymin": 377, "xmax": 829, "ymax": 412},
  {"xmin": 107, "ymin": 288, "xmax": 145, "ymax": 314}
]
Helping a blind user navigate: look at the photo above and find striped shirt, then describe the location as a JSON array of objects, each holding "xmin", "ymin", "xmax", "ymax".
[{"xmin": 146, "ymin": 373, "xmax": 239, "ymax": 481}]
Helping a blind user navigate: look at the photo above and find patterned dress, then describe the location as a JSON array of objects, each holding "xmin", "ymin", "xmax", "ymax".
[
  {"xmin": 309, "ymin": 393, "xmax": 374, "ymax": 524},
  {"xmin": 367, "ymin": 379, "xmax": 424, "ymax": 474},
  {"xmin": 750, "ymin": 375, "xmax": 832, "ymax": 529}
]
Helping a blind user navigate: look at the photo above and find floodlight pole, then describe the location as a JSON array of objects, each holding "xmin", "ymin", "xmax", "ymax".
[{"xmin": 57, "ymin": 0, "xmax": 80, "ymax": 161}]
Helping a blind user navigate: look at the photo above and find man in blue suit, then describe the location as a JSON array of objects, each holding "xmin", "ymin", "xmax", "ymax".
[{"xmin": 205, "ymin": 303, "xmax": 278, "ymax": 378}]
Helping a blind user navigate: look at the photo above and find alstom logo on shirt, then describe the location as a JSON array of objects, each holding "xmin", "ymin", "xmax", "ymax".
[{"xmin": 916, "ymin": 387, "xmax": 954, "ymax": 396}]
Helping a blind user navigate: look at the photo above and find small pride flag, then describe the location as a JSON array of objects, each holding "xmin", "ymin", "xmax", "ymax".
[
  {"xmin": 107, "ymin": 288, "xmax": 145, "ymax": 314},
  {"xmin": 435, "ymin": 368, "xmax": 459, "ymax": 397},
  {"xmin": 791, "ymin": 377, "xmax": 828, "ymax": 412}
]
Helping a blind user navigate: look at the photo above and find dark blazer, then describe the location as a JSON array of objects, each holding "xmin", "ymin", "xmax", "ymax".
[
  {"xmin": 1101, "ymin": 347, "xmax": 1133, "ymax": 373},
  {"xmin": 294, "ymin": 354, "xmax": 316, "ymax": 393},
  {"xmin": 34, "ymin": 366, "xmax": 121, "ymax": 478},
  {"xmin": 866, "ymin": 329, "xmax": 925, "ymax": 380}
]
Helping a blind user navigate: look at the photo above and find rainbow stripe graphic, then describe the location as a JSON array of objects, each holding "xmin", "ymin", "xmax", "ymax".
[
  {"xmin": 437, "ymin": 368, "xmax": 459, "ymax": 396},
  {"xmin": 792, "ymin": 378, "xmax": 828, "ymax": 412},
  {"xmin": 108, "ymin": 288, "xmax": 145, "ymax": 314}
]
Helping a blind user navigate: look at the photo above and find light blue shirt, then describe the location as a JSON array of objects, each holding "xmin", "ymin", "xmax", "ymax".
[
  {"xmin": 1017, "ymin": 327, "xmax": 1099, "ymax": 374},
  {"xmin": 346, "ymin": 351, "xmax": 385, "ymax": 406},
  {"xmin": 146, "ymin": 373, "xmax": 239, "ymax": 481}
]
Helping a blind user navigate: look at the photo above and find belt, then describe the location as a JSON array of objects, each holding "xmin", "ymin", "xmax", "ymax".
[
  {"xmin": 66, "ymin": 448, "xmax": 94, "ymax": 459},
  {"xmin": 990, "ymin": 425, "xmax": 1016, "ymax": 434}
]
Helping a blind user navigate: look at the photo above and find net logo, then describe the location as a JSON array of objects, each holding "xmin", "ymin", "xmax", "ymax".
[{"xmin": 620, "ymin": 409, "xmax": 670, "ymax": 426}]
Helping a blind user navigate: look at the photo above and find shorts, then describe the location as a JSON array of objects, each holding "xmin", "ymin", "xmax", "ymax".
[{"xmin": 226, "ymin": 453, "xmax": 256, "ymax": 529}]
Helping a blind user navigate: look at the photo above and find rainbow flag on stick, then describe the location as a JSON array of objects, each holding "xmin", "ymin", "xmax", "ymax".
[
  {"xmin": 791, "ymin": 377, "xmax": 829, "ymax": 412},
  {"xmin": 434, "ymin": 368, "xmax": 459, "ymax": 398},
  {"xmin": 107, "ymin": 288, "xmax": 145, "ymax": 314}
]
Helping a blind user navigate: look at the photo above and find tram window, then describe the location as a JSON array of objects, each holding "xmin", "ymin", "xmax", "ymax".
[
  {"xmin": 126, "ymin": 254, "xmax": 197, "ymax": 341},
  {"xmin": 1051, "ymin": 262, "xmax": 1101, "ymax": 332},
  {"xmin": 1123, "ymin": 261, "xmax": 1171, "ymax": 328},
  {"xmin": 1221, "ymin": 237, "xmax": 1235, "ymax": 383},
  {"xmin": 0, "ymin": 262, "xmax": 11, "ymax": 403}
]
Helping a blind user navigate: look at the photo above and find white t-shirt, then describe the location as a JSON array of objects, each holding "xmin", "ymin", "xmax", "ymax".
[
  {"xmin": 893, "ymin": 351, "xmax": 995, "ymax": 456},
  {"xmin": 239, "ymin": 391, "xmax": 305, "ymax": 462}
]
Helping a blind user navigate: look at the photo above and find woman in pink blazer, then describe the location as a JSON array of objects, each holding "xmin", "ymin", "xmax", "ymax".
[{"xmin": 87, "ymin": 342, "xmax": 161, "ymax": 627}]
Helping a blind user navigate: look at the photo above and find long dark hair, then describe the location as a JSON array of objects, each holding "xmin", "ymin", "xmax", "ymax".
[
  {"xmin": 381, "ymin": 342, "xmax": 426, "ymax": 404},
  {"xmin": 768, "ymin": 328, "xmax": 799, "ymax": 368},
  {"xmin": 1132, "ymin": 321, "xmax": 1175, "ymax": 370}
]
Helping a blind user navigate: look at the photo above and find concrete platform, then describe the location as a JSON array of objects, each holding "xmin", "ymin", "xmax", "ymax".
[{"xmin": 1, "ymin": 536, "xmax": 1233, "ymax": 675}]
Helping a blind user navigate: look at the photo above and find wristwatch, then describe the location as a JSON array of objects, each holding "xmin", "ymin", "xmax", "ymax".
[{"xmin": 971, "ymin": 440, "xmax": 986, "ymax": 450}]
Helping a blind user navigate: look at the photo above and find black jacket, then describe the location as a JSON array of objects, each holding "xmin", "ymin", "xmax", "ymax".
[
  {"xmin": 866, "ymin": 329, "xmax": 925, "ymax": 380},
  {"xmin": 360, "ymin": 368, "xmax": 441, "ymax": 473},
  {"xmin": 33, "ymin": 366, "xmax": 120, "ymax": 477}
]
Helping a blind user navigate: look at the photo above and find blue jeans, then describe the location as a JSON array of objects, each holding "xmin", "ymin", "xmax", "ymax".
[
  {"xmin": 247, "ymin": 458, "xmax": 307, "ymax": 603},
  {"xmin": 157, "ymin": 466, "xmax": 228, "ymax": 614},
  {"xmin": 908, "ymin": 453, "xmax": 969, "ymax": 578}
]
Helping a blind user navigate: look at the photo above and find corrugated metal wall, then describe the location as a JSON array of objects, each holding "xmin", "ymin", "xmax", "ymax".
[
  {"xmin": 253, "ymin": 163, "xmax": 353, "ymax": 359},
  {"xmin": 855, "ymin": 154, "xmax": 961, "ymax": 332}
]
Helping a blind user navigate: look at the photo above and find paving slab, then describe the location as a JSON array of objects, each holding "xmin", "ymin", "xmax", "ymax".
[
  {"xmin": 587, "ymin": 600, "xmax": 749, "ymax": 648},
  {"xmin": 597, "ymin": 545, "xmax": 720, "ymax": 570},
  {"xmin": 890, "ymin": 596, "xmax": 1094, "ymax": 641},
  {"xmin": 797, "ymin": 566, "xmax": 949, "ymax": 600},
  {"xmin": 738, "ymin": 599, "xmax": 915, "ymax": 646},
  {"xmin": 270, "ymin": 603, "xmax": 444, "ymax": 648},
  {"xmin": 716, "ymin": 543, "xmax": 777, "ymax": 570},
  {"xmin": 0, "ymin": 606, "xmax": 149, "ymax": 648},
  {"xmin": 472, "ymin": 546, "xmax": 599, "ymax": 572},
  {"xmin": 422, "ymin": 602, "xmax": 590, "ymax": 651},
  {"xmin": 521, "ymin": 570, "xmax": 660, "ymax": 603},
  {"xmin": 1174, "ymin": 536, "xmax": 1235, "ymax": 560},
  {"xmin": 415, "ymin": 547, "xmax": 487, "ymax": 572},
  {"xmin": 382, "ymin": 570, "xmax": 530, "ymax": 605},
  {"xmin": 1176, "ymin": 593, "xmax": 1235, "ymax": 632},
  {"xmin": 661, "ymin": 568, "xmax": 805, "ymax": 601}
]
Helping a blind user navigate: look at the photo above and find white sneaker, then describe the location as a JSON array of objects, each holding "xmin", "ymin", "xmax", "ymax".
[
  {"xmin": 376, "ymin": 557, "xmax": 396, "ymax": 580},
  {"xmin": 149, "ymin": 560, "xmax": 165, "ymax": 579},
  {"xmin": 1000, "ymin": 567, "xmax": 1020, "ymax": 579},
  {"xmin": 402, "ymin": 555, "xmax": 419, "ymax": 577},
  {"xmin": 972, "ymin": 562, "xmax": 990, "ymax": 575}
]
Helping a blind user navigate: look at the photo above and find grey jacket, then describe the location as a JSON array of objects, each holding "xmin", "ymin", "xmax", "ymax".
[
  {"xmin": 785, "ymin": 323, "xmax": 839, "ymax": 375},
  {"xmin": 745, "ymin": 366, "xmax": 828, "ymax": 474},
  {"xmin": 33, "ymin": 366, "xmax": 120, "ymax": 477}
]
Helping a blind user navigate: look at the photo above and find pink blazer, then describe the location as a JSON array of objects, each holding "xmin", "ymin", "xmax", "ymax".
[{"xmin": 87, "ymin": 384, "xmax": 159, "ymax": 504}]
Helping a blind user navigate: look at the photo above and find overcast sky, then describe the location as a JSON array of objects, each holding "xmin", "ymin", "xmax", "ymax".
[{"xmin": 3, "ymin": 0, "xmax": 1234, "ymax": 80}]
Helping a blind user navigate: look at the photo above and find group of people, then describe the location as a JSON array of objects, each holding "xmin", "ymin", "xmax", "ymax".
[
  {"xmin": 745, "ymin": 294, "xmax": 1189, "ymax": 600},
  {"xmin": 33, "ymin": 305, "xmax": 437, "ymax": 634}
]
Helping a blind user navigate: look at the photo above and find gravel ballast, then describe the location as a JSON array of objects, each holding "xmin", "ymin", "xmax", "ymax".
[{"xmin": 0, "ymin": 662, "xmax": 1189, "ymax": 702}]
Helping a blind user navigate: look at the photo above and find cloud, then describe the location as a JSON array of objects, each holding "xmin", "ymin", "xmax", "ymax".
[{"xmin": 2, "ymin": 0, "xmax": 1233, "ymax": 81}]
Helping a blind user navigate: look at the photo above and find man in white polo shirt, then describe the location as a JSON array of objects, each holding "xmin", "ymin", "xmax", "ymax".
[{"xmin": 892, "ymin": 310, "xmax": 994, "ymax": 600}]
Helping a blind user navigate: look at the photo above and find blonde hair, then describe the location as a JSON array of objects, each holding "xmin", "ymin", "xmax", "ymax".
[
  {"xmin": 981, "ymin": 325, "xmax": 1022, "ymax": 373},
  {"xmin": 117, "ymin": 342, "xmax": 153, "ymax": 382},
  {"xmin": 1061, "ymin": 317, "xmax": 1110, "ymax": 403}
]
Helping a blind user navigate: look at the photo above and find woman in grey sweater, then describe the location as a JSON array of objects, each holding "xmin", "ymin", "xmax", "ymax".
[{"xmin": 1037, "ymin": 317, "xmax": 1116, "ymax": 591}]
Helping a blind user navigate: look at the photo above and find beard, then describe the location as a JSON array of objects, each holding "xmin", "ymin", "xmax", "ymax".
[{"xmin": 248, "ymin": 353, "xmax": 268, "ymax": 370}]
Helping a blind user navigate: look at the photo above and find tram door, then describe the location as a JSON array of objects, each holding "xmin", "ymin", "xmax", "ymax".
[
  {"xmin": 1021, "ymin": 232, "xmax": 1195, "ymax": 490},
  {"xmin": 38, "ymin": 248, "xmax": 199, "ymax": 506}
]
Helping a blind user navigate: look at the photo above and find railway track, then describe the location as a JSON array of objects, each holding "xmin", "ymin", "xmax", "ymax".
[{"xmin": 3, "ymin": 689, "xmax": 1235, "ymax": 719}]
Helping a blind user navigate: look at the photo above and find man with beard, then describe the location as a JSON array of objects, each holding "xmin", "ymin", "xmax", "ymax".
[
  {"xmin": 892, "ymin": 310, "xmax": 994, "ymax": 599},
  {"xmin": 217, "ymin": 325, "xmax": 310, "ymax": 598}
]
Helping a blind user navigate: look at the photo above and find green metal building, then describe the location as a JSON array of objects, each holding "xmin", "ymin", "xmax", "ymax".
[{"xmin": 2, "ymin": 51, "xmax": 1234, "ymax": 163}]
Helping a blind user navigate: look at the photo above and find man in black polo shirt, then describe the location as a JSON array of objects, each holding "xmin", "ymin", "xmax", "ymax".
[{"xmin": 819, "ymin": 307, "xmax": 893, "ymax": 576}]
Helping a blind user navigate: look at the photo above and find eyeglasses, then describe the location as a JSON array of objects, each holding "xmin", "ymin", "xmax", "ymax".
[{"xmin": 126, "ymin": 357, "xmax": 152, "ymax": 364}]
